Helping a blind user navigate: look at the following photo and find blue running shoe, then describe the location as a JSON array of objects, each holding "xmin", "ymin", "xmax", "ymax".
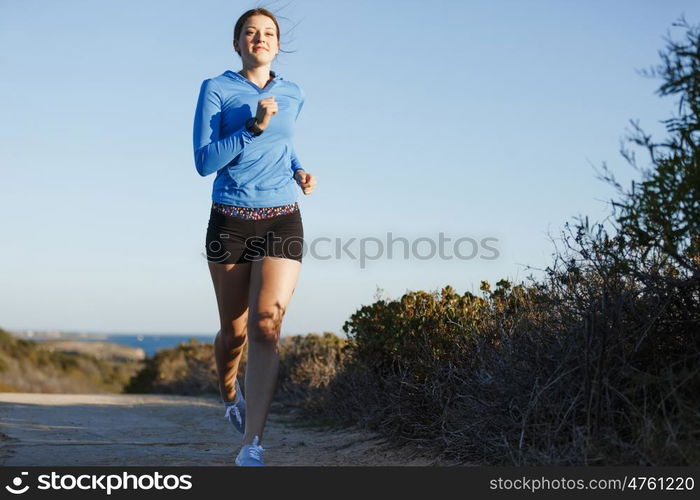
[
  {"xmin": 235, "ymin": 435, "xmax": 266, "ymax": 466},
  {"xmin": 223, "ymin": 378, "xmax": 246, "ymax": 434}
]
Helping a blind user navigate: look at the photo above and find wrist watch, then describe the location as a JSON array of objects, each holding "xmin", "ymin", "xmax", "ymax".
[{"xmin": 245, "ymin": 117, "xmax": 264, "ymax": 136}]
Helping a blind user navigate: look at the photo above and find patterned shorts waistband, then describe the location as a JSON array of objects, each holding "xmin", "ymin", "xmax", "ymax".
[{"xmin": 211, "ymin": 201, "xmax": 299, "ymax": 220}]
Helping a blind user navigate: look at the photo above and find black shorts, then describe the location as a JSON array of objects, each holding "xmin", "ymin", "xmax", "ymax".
[{"xmin": 205, "ymin": 208, "xmax": 304, "ymax": 264}]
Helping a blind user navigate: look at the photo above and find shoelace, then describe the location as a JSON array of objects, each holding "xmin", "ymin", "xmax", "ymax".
[
  {"xmin": 247, "ymin": 436, "xmax": 265, "ymax": 462},
  {"xmin": 224, "ymin": 404, "xmax": 242, "ymax": 426}
]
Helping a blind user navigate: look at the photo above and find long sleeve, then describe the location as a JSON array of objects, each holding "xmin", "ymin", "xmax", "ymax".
[
  {"xmin": 291, "ymin": 147, "xmax": 304, "ymax": 174},
  {"xmin": 291, "ymin": 87, "xmax": 306, "ymax": 175},
  {"xmin": 192, "ymin": 78, "xmax": 256, "ymax": 177}
]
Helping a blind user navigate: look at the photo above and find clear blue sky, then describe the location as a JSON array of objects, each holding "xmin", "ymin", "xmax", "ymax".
[{"xmin": 1, "ymin": 0, "xmax": 698, "ymax": 336}]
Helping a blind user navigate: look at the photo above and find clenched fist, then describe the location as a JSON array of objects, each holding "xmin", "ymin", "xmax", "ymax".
[
  {"xmin": 294, "ymin": 170, "xmax": 317, "ymax": 195},
  {"xmin": 254, "ymin": 96, "xmax": 278, "ymax": 130}
]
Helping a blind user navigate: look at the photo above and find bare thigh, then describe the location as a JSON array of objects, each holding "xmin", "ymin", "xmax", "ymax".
[
  {"xmin": 208, "ymin": 261, "xmax": 252, "ymax": 338},
  {"xmin": 248, "ymin": 256, "xmax": 302, "ymax": 343}
]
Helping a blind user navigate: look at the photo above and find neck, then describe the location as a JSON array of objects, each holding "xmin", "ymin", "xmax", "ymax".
[{"xmin": 238, "ymin": 66, "xmax": 274, "ymax": 88}]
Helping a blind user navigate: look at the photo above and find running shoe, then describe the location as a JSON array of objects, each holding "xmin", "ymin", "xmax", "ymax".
[
  {"xmin": 223, "ymin": 378, "xmax": 246, "ymax": 434},
  {"xmin": 235, "ymin": 435, "xmax": 266, "ymax": 466}
]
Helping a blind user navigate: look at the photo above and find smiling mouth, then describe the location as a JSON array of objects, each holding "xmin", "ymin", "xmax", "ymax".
[{"xmin": 254, "ymin": 47, "xmax": 267, "ymax": 51}]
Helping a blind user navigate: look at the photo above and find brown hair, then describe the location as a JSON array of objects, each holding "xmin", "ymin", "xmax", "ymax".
[{"xmin": 233, "ymin": 8, "xmax": 282, "ymax": 57}]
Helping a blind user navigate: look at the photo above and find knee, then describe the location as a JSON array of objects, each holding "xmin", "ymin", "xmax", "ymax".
[
  {"xmin": 249, "ymin": 309, "xmax": 285, "ymax": 345},
  {"xmin": 217, "ymin": 327, "xmax": 247, "ymax": 349}
]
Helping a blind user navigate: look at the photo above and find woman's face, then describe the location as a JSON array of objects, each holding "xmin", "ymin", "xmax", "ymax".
[{"xmin": 235, "ymin": 14, "xmax": 280, "ymax": 64}]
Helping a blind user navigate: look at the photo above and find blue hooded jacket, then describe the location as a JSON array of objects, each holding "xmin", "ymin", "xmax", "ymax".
[{"xmin": 192, "ymin": 70, "xmax": 305, "ymax": 207}]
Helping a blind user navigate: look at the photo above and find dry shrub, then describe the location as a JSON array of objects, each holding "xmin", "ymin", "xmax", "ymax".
[
  {"xmin": 124, "ymin": 334, "xmax": 347, "ymax": 402},
  {"xmin": 126, "ymin": 338, "xmax": 218, "ymax": 395},
  {"xmin": 276, "ymin": 332, "xmax": 347, "ymax": 406},
  {"xmin": 296, "ymin": 220, "xmax": 699, "ymax": 465}
]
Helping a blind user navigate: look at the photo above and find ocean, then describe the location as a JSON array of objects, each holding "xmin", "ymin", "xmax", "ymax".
[{"xmin": 100, "ymin": 335, "xmax": 215, "ymax": 357}]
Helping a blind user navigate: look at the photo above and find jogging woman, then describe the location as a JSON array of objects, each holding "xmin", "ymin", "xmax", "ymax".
[{"xmin": 192, "ymin": 8, "xmax": 316, "ymax": 466}]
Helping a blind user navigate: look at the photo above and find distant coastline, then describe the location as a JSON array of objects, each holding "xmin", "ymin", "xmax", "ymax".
[
  {"xmin": 10, "ymin": 329, "xmax": 211, "ymax": 339},
  {"xmin": 8, "ymin": 330, "xmax": 214, "ymax": 357}
]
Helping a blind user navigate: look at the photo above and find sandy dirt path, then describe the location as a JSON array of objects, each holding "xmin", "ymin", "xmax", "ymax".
[{"xmin": 0, "ymin": 393, "xmax": 449, "ymax": 466}]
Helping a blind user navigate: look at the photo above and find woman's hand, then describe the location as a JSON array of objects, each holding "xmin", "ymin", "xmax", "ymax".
[
  {"xmin": 255, "ymin": 96, "xmax": 278, "ymax": 130},
  {"xmin": 294, "ymin": 170, "xmax": 316, "ymax": 195}
]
